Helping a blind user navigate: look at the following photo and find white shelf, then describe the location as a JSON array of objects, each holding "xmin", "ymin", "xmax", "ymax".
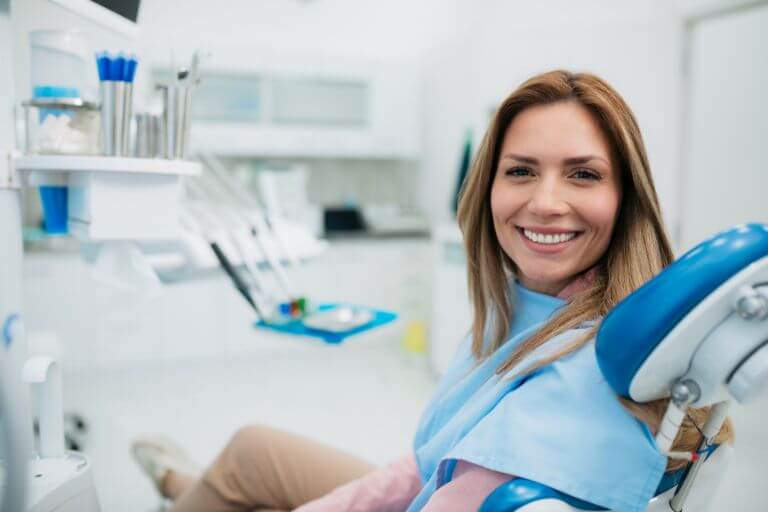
[{"xmin": 14, "ymin": 155, "xmax": 201, "ymax": 176}]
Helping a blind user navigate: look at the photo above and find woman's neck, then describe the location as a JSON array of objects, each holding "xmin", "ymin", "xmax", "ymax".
[
  {"xmin": 518, "ymin": 267, "xmax": 597, "ymax": 300},
  {"xmin": 556, "ymin": 267, "xmax": 597, "ymax": 300}
]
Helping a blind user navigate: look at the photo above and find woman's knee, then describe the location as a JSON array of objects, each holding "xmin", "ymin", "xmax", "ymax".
[
  {"xmin": 228, "ymin": 424, "xmax": 272, "ymax": 454},
  {"xmin": 215, "ymin": 425, "xmax": 276, "ymax": 484}
]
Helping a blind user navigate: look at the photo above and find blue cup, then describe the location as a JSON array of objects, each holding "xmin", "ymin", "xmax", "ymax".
[{"xmin": 39, "ymin": 186, "xmax": 68, "ymax": 234}]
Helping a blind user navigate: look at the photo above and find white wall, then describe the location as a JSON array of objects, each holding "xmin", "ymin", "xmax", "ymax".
[
  {"xmin": 136, "ymin": 0, "xmax": 469, "ymax": 63},
  {"xmin": 420, "ymin": 0, "xmax": 685, "ymax": 238},
  {"xmin": 679, "ymin": 3, "xmax": 768, "ymax": 250},
  {"xmin": 134, "ymin": 0, "xmax": 470, "ymax": 102}
]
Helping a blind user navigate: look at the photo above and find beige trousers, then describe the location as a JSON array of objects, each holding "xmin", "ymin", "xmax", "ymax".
[{"xmin": 169, "ymin": 425, "xmax": 376, "ymax": 512}]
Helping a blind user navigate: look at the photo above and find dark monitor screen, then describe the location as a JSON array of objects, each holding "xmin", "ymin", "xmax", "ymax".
[{"xmin": 90, "ymin": 0, "xmax": 140, "ymax": 22}]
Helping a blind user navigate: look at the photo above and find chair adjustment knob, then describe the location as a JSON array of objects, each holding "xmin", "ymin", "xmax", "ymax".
[
  {"xmin": 671, "ymin": 379, "xmax": 701, "ymax": 406},
  {"xmin": 735, "ymin": 287, "xmax": 768, "ymax": 320}
]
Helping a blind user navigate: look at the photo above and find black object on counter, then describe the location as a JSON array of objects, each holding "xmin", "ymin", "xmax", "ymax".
[{"xmin": 323, "ymin": 207, "xmax": 367, "ymax": 234}]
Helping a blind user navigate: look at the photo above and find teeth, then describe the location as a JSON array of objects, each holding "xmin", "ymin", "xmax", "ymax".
[{"xmin": 523, "ymin": 228, "xmax": 576, "ymax": 245}]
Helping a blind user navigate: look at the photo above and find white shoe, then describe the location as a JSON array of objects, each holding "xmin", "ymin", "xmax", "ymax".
[{"xmin": 131, "ymin": 435, "xmax": 201, "ymax": 497}]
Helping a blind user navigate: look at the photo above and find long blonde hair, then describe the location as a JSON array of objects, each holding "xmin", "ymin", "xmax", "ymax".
[{"xmin": 456, "ymin": 70, "xmax": 731, "ymax": 471}]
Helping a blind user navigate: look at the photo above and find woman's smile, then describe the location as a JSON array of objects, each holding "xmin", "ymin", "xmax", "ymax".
[{"xmin": 515, "ymin": 225, "xmax": 584, "ymax": 254}]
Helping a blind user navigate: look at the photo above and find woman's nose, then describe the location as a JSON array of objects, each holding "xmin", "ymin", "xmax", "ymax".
[{"xmin": 526, "ymin": 177, "xmax": 569, "ymax": 217}]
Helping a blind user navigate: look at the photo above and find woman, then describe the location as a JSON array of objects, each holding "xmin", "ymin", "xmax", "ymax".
[{"xmin": 133, "ymin": 70, "xmax": 731, "ymax": 512}]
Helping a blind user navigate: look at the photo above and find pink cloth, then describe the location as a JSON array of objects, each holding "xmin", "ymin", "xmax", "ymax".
[
  {"xmin": 296, "ymin": 269, "xmax": 597, "ymax": 511},
  {"xmin": 421, "ymin": 460, "xmax": 513, "ymax": 512},
  {"xmin": 294, "ymin": 455, "xmax": 422, "ymax": 512},
  {"xmin": 295, "ymin": 457, "xmax": 513, "ymax": 512}
]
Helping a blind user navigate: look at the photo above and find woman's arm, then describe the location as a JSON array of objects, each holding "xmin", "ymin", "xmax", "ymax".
[
  {"xmin": 294, "ymin": 455, "xmax": 422, "ymax": 512},
  {"xmin": 421, "ymin": 460, "xmax": 514, "ymax": 512}
]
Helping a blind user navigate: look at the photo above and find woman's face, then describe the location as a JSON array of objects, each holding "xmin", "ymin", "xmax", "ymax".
[{"xmin": 491, "ymin": 101, "xmax": 622, "ymax": 295}]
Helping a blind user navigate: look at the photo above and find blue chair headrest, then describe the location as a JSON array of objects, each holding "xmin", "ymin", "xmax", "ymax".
[{"xmin": 596, "ymin": 223, "xmax": 768, "ymax": 398}]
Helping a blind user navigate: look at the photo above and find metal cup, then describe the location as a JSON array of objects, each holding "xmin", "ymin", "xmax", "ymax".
[
  {"xmin": 122, "ymin": 82, "xmax": 133, "ymax": 154},
  {"xmin": 158, "ymin": 84, "xmax": 194, "ymax": 159},
  {"xmin": 100, "ymin": 80, "xmax": 132, "ymax": 156},
  {"xmin": 134, "ymin": 113, "xmax": 162, "ymax": 158}
]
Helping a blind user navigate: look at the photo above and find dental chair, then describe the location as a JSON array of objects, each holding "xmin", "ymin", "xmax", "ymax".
[{"xmin": 480, "ymin": 223, "xmax": 768, "ymax": 512}]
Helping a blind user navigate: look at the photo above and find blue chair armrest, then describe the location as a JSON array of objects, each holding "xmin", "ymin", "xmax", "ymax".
[{"xmin": 478, "ymin": 479, "xmax": 607, "ymax": 512}]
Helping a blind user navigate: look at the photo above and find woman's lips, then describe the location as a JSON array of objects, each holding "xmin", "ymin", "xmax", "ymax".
[{"xmin": 516, "ymin": 226, "xmax": 582, "ymax": 254}]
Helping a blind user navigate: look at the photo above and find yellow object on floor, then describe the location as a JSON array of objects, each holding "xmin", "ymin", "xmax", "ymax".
[{"xmin": 402, "ymin": 320, "xmax": 427, "ymax": 354}]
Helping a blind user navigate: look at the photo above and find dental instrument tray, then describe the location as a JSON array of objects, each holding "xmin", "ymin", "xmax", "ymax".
[
  {"xmin": 303, "ymin": 306, "xmax": 373, "ymax": 332},
  {"xmin": 255, "ymin": 303, "xmax": 397, "ymax": 343}
]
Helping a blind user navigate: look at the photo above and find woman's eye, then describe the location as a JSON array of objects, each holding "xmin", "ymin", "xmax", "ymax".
[
  {"xmin": 505, "ymin": 167, "xmax": 533, "ymax": 177},
  {"xmin": 571, "ymin": 168, "xmax": 601, "ymax": 181}
]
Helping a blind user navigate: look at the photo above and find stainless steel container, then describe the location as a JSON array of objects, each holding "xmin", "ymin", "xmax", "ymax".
[
  {"xmin": 122, "ymin": 82, "xmax": 133, "ymax": 154},
  {"xmin": 134, "ymin": 113, "xmax": 163, "ymax": 158},
  {"xmin": 100, "ymin": 80, "xmax": 132, "ymax": 156},
  {"xmin": 158, "ymin": 84, "xmax": 194, "ymax": 159}
]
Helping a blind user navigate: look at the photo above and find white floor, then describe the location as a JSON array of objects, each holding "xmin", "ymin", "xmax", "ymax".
[{"xmin": 61, "ymin": 335, "xmax": 436, "ymax": 512}]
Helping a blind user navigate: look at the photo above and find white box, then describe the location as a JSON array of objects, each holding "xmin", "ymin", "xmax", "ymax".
[{"xmin": 68, "ymin": 171, "xmax": 181, "ymax": 240}]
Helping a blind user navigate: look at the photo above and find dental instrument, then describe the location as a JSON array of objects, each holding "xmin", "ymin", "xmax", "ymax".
[
  {"xmin": 198, "ymin": 151, "xmax": 301, "ymax": 274},
  {"xmin": 183, "ymin": 178, "xmax": 275, "ymax": 297},
  {"xmin": 180, "ymin": 192, "xmax": 275, "ymax": 320},
  {"xmin": 185, "ymin": 167, "xmax": 295, "ymax": 300},
  {"xmin": 199, "ymin": 153, "xmax": 298, "ymax": 276},
  {"xmin": 187, "ymin": 153, "xmax": 394, "ymax": 334},
  {"xmin": 209, "ymin": 240, "xmax": 264, "ymax": 317}
]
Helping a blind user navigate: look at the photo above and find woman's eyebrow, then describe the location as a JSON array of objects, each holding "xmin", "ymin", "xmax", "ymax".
[
  {"xmin": 563, "ymin": 155, "xmax": 610, "ymax": 165},
  {"xmin": 500, "ymin": 153, "xmax": 538, "ymax": 164},
  {"xmin": 500, "ymin": 153, "xmax": 609, "ymax": 165}
]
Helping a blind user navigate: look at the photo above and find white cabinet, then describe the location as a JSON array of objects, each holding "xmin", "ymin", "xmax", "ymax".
[
  {"xmin": 156, "ymin": 58, "xmax": 423, "ymax": 159},
  {"xmin": 270, "ymin": 77, "xmax": 368, "ymax": 126}
]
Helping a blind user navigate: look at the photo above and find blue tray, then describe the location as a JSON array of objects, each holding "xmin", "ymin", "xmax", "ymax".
[{"xmin": 254, "ymin": 303, "xmax": 398, "ymax": 344}]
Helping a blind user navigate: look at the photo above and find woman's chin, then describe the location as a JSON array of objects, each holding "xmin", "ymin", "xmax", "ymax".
[{"xmin": 516, "ymin": 268, "xmax": 577, "ymax": 293}]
